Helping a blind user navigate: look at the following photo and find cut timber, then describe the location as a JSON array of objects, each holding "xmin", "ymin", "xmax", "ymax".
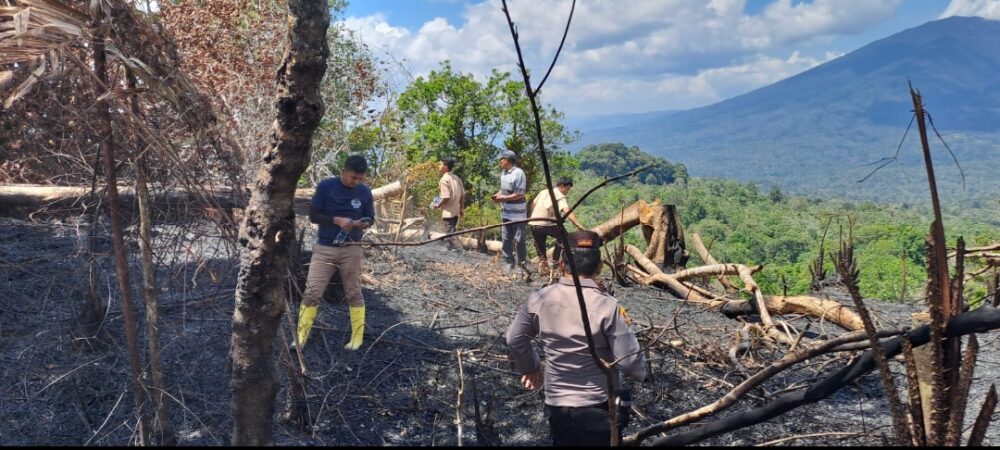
[
  {"xmin": 671, "ymin": 264, "xmax": 762, "ymax": 282},
  {"xmin": 592, "ymin": 200, "xmax": 650, "ymax": 242},
  {"xmin": 643, "ymin": 204, "xmax": 688, "ymax": 272},
  {"xmin": 626, "ymin": 266, "xmax": 863, "ymax": 333},
  {"xmin": 626, "ymin": 245, "xmax": 862, "ymax": 335},
  {"xmin": 0, "ymin": 180, "xmax": 404, "ymax": 218},
  {"xmin": 375, "ymin": 229, "xmax": 502, "ymax": 253},
  {"xmin": 371, "ymin": 180, "xmax": 404, "ymax": 201},
  {"xmin": 692, "ymin": 233, "xmax": 738, "ymax": 294},
  {"xmin": 0, "ymin": 184, "xmax": 240, "ymax": 214},
  {"xmin": 429, "ymin": 231, "xmax": 503, "ymax": 254},
  {"xmin": 299, "ymin": 180, "xmax": 403, "ymax": 202},
  {"xmin": 764, "ymin": 295, "xmax": 863, "ymax": 332}
]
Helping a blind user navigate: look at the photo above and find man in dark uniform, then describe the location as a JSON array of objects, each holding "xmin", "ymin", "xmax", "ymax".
[
  {"xmin": 505, "ymin": 230, "xmax": 646, "ymax": 446},
  {"xmin": 297, "ymin": 154, "xmax": 375, "ymax": 351}
]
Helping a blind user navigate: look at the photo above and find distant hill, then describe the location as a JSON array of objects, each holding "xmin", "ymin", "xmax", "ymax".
[
  {"xmin": 572, "ymin": 16, "xmax": 1000, "ymax": 206},
  {"xmin": 576, "ymin": 143, "xmax": 687, "ymax": 185}
]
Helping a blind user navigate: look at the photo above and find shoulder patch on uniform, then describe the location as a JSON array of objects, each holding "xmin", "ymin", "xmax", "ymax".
[{"xmin": 618, "ymin": 306, "xmax": 632, "ymax": 326}]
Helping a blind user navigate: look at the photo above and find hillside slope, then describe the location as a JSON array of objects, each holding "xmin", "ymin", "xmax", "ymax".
[{"xmin": 574, "ymin": 16, "xmax": 1000, "ymax": 204}]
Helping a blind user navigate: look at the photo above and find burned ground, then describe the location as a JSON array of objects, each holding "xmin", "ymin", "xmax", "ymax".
[{"xmin": 1, "ymin": 216, "xmax": 998, "ymax": 446}]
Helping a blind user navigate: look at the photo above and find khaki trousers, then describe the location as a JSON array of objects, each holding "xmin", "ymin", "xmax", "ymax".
[{"xmin": 302, "ymin": 244, "xmax": 364, "ymax": 308}]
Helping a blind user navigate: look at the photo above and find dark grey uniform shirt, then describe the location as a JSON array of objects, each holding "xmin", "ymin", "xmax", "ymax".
[{"xmin": 506, "ymin": 278, "xmax": 646, "ymax": 407}]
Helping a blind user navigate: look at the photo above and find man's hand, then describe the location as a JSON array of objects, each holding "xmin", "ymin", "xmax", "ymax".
[
  {"xmin": 333, "ymin": 217, "xmax": 354, "ymax": 230},
  {"xmin": 521, "ymin": 368, "xmax": 542, "ymax": 391},
  {"xmin": 353, "ymin": 218, "xmax": 372, "ymax": 231},
  {"xmin": 491, "ymin": 191, "xmax": 503, "ymax": 204}
]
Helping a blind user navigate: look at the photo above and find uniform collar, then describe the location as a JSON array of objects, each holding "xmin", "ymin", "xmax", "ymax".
[
  {"xmin": 557, "ymin": 277, "xmax": 600, "ymax": 289},
  {"xmin": 502, "ymin": 165, "xmax": 518, "ymax": 175}
]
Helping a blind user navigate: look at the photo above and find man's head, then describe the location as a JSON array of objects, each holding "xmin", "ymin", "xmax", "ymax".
[
  {"xmin": 556, "ymin": 176, "xmax": 573, "ymax": 195},
  {"xmin": 439, "ymin": 156, "xmax": 456, "ymax": 175},
  {"xmin": 560, "ymin": 230, "xmax": 603, "ymax": 278},
  {"xmin": 340, "ymin": 154, "xmax": 369, "ymax": 188},
  {"xmin": 498, "ymin": 150, "xmax": 517, "ymax": 170}
]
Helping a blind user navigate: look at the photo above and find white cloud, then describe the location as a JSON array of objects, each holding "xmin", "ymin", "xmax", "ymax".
[
  {"xmin": 342, "ymin": 0, "xmax": 902, "ymax": 115},
  {"xmin": 940, "ymin": 0, "xmax": 1000, "ymax": 19}
]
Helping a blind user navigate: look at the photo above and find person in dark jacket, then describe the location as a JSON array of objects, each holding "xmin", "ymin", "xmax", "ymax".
[{"xmin": 297, "ymin": 155, "xmax": 375, "ymax": 351}]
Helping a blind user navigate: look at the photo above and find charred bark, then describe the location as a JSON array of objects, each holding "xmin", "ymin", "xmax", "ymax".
[{"xmin": 229, "ymin": 0, "xmax": 330, "ymax": 445}]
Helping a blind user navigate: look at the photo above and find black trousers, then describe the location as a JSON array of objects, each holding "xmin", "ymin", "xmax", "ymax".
[
  {"xmin": 546, "ymin": 402, "xmax": 629, "ymax": 447},
  {"xmin": 530, "ymin": 225, "xmax": 564, "ymax": 263},
  {"xmin": 442, "ymin": 217, "xmax": 459, "ymax": 248}
]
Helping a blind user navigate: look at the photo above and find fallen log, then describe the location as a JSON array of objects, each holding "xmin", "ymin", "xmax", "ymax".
[
  {"xmin": 628, "ymin": 265, "xmax": 863, "ymax": 333},
  {"xmin": 369, "ymin": 229, "xmax": 502, "ymax": 253},
  {"xmin": 591, "ymin": 199, "xmax": 649, "ymax": 242},
  {"xmin": 626, "ymin": 245, "xmax": 863, "ymax": 333},
  {"xmin": 0, "ymin": 181, "xmax": 405, "ymax": 218},
  {"xmin": 671, "ymin": 264, "xmax": 762, "ymax": 283},
  {"xmin": 428, "ymin": 231, "xmax": 503, "ymax": 254}
]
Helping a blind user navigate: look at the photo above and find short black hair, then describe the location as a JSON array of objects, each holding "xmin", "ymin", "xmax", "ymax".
[
  {"xmin": 344, "ymin": 154, "xmax": 369, "ymax": 174},
  {"xmin": 557, "ymin": 176, "xmax": 574, "ymax": 187},
  {"xmin": 566, "ymin": 248, "xmax": 601, "ymax": 277},
  {"xmin": 441, "ymin": 156, "xmax": 456, "ymax": 171}
]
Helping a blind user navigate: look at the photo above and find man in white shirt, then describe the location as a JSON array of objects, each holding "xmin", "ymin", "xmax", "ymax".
[
  {"xmin": 431, "ymin": 156, "xmax": 465, "ymax": 250},
  {"xmin": 529, "ymin": 177, "xmax": 585, "ymax": 278}
]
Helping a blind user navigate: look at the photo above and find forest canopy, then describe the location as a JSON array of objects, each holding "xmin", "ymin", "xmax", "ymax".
[{"xmin": 576, "ymin": 142, "xmax": 688, "ymax": 185}]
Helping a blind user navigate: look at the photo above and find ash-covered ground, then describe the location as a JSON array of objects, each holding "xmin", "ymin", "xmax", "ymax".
[{"xmin": 1, "ymin": 216, "xmax": 998, "ymax": 446}]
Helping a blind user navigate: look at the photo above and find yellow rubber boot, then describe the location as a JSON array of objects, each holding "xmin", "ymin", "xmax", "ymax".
[
  {"xmin": 344, "ymin": 306, "xmax": 366, "ymax": 351},
  {"xmin": 296, "ymin": 305, "xmax": 318, "ymax": 349}
]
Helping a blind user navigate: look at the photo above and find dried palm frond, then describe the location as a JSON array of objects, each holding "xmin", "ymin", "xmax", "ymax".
[
  {"xmin": 1, "ymin": 0, "xmax": 213, "ymax": 127},
  {"xmin": 1, "ymin": 0, "xmax": 86, "ymax": 107}
]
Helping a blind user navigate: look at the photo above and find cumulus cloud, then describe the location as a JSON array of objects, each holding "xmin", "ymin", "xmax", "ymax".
[
  {"xmin": 343, "ymin": 0, "xmax": 901, "ymax": 115},
  {"xmin": 940, "ymin": 0, "xmax": 1000, "ymax": 19}
]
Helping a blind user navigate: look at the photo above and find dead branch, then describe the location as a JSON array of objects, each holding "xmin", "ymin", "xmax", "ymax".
[
  {"xmin": 902, "ymin": 336, "xmax": 926, "ymax": 446},
  {"xmin": 691, "ymin": 233, "xmax": 737, "ymax": 294},
  {"xmin": 625, "ymin": 327, "xmax": 905, "ymax": 444},
  {"xmin": 455, "ymin": 350, "xmax": 465, "ymax": 447},
  {"xmin": 646, "ymin": 305, "xmax": 1000, "ymax": 446},
  {"xmin": 835, "ymin": 245, "xmax": 910, "ymax": 445},
  {"xmin": 966, "ymin": 384, "xmax": 997, "ymax": 447},
  {"xmin": 944, "ymin": 334, "xmax": 978, "ymax": 446}
]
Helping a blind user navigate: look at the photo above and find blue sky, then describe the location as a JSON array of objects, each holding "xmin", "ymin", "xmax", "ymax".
[{"xmin": 342, "ymin": 0, "xmax": 998, "ymax": 117}]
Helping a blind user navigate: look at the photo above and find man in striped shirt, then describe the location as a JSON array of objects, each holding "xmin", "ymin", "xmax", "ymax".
[{"xmin": 492, "ymin": 149, "xmax": 528, "ymax": 274}]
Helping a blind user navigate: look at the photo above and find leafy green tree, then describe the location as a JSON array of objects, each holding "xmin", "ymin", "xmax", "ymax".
[{"xmin": 397, "ymin": 62, "xmax": 574, "ymax": 200}]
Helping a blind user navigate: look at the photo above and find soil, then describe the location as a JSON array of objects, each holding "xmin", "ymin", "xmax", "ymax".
[{"xmin": 1, "ymin": 216, "xmax": 998, "ymax": 446}]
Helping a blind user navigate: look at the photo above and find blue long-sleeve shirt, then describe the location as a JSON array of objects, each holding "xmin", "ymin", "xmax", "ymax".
[{"xmin": 309, "ymin": 177, "xmax": 375, "ymax": 246}]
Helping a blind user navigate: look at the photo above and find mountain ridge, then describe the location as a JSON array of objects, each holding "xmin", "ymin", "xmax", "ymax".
[{"xmin": 572, "ymin": 16, "xmax": 1000, "ymax": 205}]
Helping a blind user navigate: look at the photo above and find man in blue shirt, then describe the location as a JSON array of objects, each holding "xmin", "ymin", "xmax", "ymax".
[
  {"xmin": 297, "ymin": 155, "xmax": 375, "ymax": 351},
  {"xmin": 492, "ymin": 149, "xmax": 528, "ymax": 275}
]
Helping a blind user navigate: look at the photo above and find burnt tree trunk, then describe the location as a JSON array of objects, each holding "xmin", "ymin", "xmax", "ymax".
[{"xmin": 229, "ymin": 0, "xmax": 330, "ymax": 446}]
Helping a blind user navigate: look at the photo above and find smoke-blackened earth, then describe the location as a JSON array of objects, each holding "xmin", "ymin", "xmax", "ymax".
[{"xmin": 1, "ymin": 217, "xmax": 997, "ymax": 446}]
